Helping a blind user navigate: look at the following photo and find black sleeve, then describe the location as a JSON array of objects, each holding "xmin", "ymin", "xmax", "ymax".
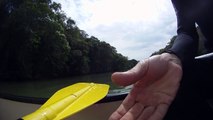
[{"xmin": 169, "ymin": 0, "xmax": 199, "ymax": 65}]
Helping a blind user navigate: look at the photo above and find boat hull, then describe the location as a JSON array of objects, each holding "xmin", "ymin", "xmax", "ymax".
[{"xmin": 0, "ymin": 98, "xmax": 121, "ymax": 120}]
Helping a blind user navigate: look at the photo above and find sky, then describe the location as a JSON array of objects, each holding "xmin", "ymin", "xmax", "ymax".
[{"xmin": 53, "ymin": 0, "xmax": 177, "ymax": 60}]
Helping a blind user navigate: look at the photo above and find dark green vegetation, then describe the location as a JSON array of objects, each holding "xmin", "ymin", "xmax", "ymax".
[{"xmin": 0, "ymin": 0, "xmax": 138, "ymax": 81}]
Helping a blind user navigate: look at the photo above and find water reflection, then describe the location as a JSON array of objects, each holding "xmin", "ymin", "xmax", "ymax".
[{"xmin": 0, "ymin": 73, "xmax": 130, "ymax": 98}]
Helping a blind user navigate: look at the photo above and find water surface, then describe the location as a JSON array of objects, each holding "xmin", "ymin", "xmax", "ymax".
[{"xmin": 0, "ymin": 73, "xmax": 129, "ymax": 98}]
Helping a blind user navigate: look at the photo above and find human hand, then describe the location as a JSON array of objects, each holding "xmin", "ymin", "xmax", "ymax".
[{"xmin": 109, "ymin": 53, "xmax": 182, "ymax": 120}]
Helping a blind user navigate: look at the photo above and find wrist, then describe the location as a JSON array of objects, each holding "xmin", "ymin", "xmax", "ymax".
[{"xmin": 162, "ymin": 53, "xmax": 182, "ymax": 67}]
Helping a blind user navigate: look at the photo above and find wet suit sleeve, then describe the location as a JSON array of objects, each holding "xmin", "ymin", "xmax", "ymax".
[{"xmin": 168, "ymin": 0, "xmax": 199, "ymax": 65}]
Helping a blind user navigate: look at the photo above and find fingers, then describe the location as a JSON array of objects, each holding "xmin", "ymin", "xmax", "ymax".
[
  {"xmin": 136, "ymin": 104, "xmax": 169, "ymax": 120},
  {"xmin": 110, "ymin": 104, "xmax": 169, "ymax": 120},
  {"xmin": 147, "ymin": 104, "xmax": 169, "ymax": 120},
  {"xmin": 112, "ymin": 60, "xmax": 149, "ymax": 86},
  {"xmin": 136, "ymin": 106, "xmax": 155, "ymax": 120},
  {"xmin": 120, "ymin": 102, "xmax": 144, "ymax": 120},
  {"xmin": 109, "ymin": 93, "xmax": 136, "ymax": 120}
]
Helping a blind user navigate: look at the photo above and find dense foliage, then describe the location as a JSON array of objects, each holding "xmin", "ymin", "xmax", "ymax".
[{"xmin": 0, "ymin": 0, "xmax": 137, "ymax": 81}]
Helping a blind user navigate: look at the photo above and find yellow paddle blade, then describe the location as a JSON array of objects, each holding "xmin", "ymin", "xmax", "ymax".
[
  {"xmin": 54, "ymin": 83, "xmax": 109, "ymax": 120},
  {"xmin": 22, "ymin": 83, "xmax": 109, "ymax": 120}
]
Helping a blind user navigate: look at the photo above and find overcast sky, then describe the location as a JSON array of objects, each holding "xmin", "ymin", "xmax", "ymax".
[{"xmin": 53, "ymin": 0, "xmax": 177, "ymax": 60}]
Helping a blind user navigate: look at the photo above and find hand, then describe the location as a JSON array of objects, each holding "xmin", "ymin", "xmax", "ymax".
[{"xmin": 109, "ymin": 53, "xmax": 182, "ymax": 120}]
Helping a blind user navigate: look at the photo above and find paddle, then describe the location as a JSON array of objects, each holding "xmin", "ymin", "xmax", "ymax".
[{"xmin": 20, "ymin": 83, "xmax": 109, "ymax": 120}]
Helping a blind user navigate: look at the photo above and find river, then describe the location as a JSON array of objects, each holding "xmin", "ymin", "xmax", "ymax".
[{"xmin": 0, "ymin": 73, "xmax": 130, "ymax": 98}]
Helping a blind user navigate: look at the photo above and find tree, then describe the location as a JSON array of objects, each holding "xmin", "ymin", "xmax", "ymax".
[
  {"xmin": 0, "ymin": 0, "xmax": 70, "ymax": 80},
  {"xmin": 151, "ymin": 36, "xmax": 176, "ymax": 56},
  {"xmin": 0, "ymin": 0, "xmax": 137, "ymax": 81}
]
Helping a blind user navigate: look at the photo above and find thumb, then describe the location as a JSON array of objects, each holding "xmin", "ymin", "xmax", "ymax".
[{"xmin": 111, "ymin": 59, "xmax": 149, "ymax": 86}]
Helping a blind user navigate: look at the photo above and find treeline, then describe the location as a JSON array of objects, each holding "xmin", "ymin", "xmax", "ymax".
[{"xmin": 0, "ymin": 0, "xmax": 137, "ymax": 81}]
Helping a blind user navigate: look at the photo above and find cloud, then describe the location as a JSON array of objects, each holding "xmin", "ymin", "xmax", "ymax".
[{"xmin": 53, "ymin": 0, "xmax": 177, "ymax": 60}]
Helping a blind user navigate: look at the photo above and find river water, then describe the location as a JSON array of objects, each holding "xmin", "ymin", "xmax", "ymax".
[{"xmin": 0, "ymin": 73, "xmax": 130, "ymax": 98}]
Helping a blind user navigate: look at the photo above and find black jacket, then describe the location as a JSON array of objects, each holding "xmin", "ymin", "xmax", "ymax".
[{"xmin": 169, "ymin": 0, "xmax": 213, "ymax": 64}]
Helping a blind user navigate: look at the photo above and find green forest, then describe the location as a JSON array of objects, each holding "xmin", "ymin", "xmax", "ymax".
[{"xmin": 0, "ymin": 0, "xmax": 138, "ymax": 81}]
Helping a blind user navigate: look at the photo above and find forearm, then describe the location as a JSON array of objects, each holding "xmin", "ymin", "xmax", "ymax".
[
  {"xmin": 170, "ymin": 0, "xmax": 199, "ymax": 65},
  {"xmin": 168, "ymin": 33, "xmax": 198, "ymax": 65}
]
